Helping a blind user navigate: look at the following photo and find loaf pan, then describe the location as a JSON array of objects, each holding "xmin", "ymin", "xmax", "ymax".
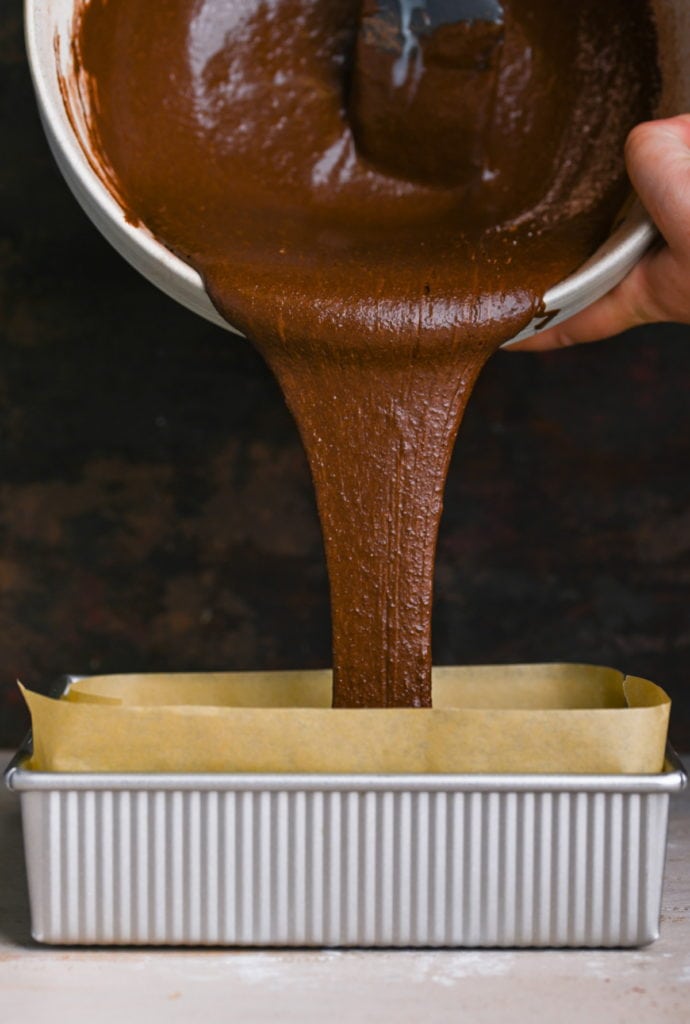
[{"xmin": 5, "ymin": 685, "xmax": 686, "ymax": 948}]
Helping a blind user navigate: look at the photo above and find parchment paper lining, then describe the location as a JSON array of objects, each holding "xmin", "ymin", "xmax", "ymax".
[{"xmin": 20, "ymin": 663, "xmax": 670, "ymax": 775}]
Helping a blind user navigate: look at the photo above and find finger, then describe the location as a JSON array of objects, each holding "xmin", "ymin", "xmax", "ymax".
[
  {"xmin": 506, "ymin": 256, "xmax": 655, "ymax": 351},
  {"xmin": 625, "ymin": 115, "xmax": 690, "ymax": 257}
]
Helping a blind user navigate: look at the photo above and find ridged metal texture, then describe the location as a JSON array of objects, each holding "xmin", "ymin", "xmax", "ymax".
[{"xmin": 18, "ymin": 783, "xmax": 673, "ymax": 947}]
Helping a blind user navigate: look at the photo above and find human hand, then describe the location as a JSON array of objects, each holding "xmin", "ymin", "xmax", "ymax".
[{"xmin": 509, "ymin": 114, "xmax": 690, "ymax": 351}]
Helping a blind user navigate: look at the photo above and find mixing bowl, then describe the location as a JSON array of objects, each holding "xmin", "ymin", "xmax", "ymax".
[{"xmin": 24, "ymin": 0, "xmax": 690, "ymax": 345}]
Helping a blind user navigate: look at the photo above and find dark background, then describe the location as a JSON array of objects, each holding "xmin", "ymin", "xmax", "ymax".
[{"xmin": 1, "ymin": 2, "xmax": 688, "ymax": 748}]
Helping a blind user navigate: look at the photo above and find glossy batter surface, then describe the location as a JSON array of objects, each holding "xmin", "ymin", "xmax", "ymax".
[{"xmin": 73, "ymin": 0, "xmax": 658, "ymax": 706}]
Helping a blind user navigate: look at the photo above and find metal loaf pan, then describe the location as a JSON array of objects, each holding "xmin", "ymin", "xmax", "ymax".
[{"xmin": 6, "ymin": 724, "xmax": 686, "ymax": 949}]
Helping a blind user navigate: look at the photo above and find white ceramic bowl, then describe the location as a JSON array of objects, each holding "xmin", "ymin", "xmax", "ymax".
[{"xmin": 24, "ymin": 0, "xmax": 690, "ymax": 345}]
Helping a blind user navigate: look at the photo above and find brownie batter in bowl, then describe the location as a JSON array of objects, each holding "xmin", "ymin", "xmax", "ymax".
[{"xmin": 67, "ymin": 0, "xmax": 658, "ymax": 707}]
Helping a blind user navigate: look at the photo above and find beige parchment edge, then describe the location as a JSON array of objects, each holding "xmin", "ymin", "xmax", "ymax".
[{"xmin": 20, "ymin": 664, "xmax": 670, "ymax": 775}]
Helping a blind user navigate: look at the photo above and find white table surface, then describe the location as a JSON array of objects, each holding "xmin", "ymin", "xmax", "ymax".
[{"xmin": 1, "ymin": 752, "xmax": 688, "ymax": 1024}]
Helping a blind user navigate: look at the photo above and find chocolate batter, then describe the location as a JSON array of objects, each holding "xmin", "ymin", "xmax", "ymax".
[
  {"xmin": 71, "ymin": 0, "xmax": 658, "ymax": 707},
  {"xmin": 351, "ymin": 0, "xmax": 508, "ymax": 186}
]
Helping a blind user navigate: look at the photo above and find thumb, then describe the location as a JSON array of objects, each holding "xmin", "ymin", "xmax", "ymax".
[{"xmin": 625, "ymin": 114, "xmax": 690, "ymax": 257}]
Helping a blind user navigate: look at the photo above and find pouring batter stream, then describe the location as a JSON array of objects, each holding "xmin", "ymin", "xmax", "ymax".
[{"xmin": 71, "ymin": 0, "xmax": 659, "ymax": 706}]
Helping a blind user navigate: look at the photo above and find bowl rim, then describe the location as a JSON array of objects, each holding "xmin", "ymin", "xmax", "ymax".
[{"xmin": 24, "ymin": 2, "xmax": 196, "ymax": 293}]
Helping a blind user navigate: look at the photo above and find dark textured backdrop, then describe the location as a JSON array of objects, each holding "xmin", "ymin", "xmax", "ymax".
[{"xmin": 1, "ymin": 2, "xmax": 688, "ymax": 748}]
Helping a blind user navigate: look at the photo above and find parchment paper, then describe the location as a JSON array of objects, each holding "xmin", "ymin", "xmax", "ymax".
[{"xmin": 21, "ymin": 663, "xmax": 670, "ymax": 775}]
